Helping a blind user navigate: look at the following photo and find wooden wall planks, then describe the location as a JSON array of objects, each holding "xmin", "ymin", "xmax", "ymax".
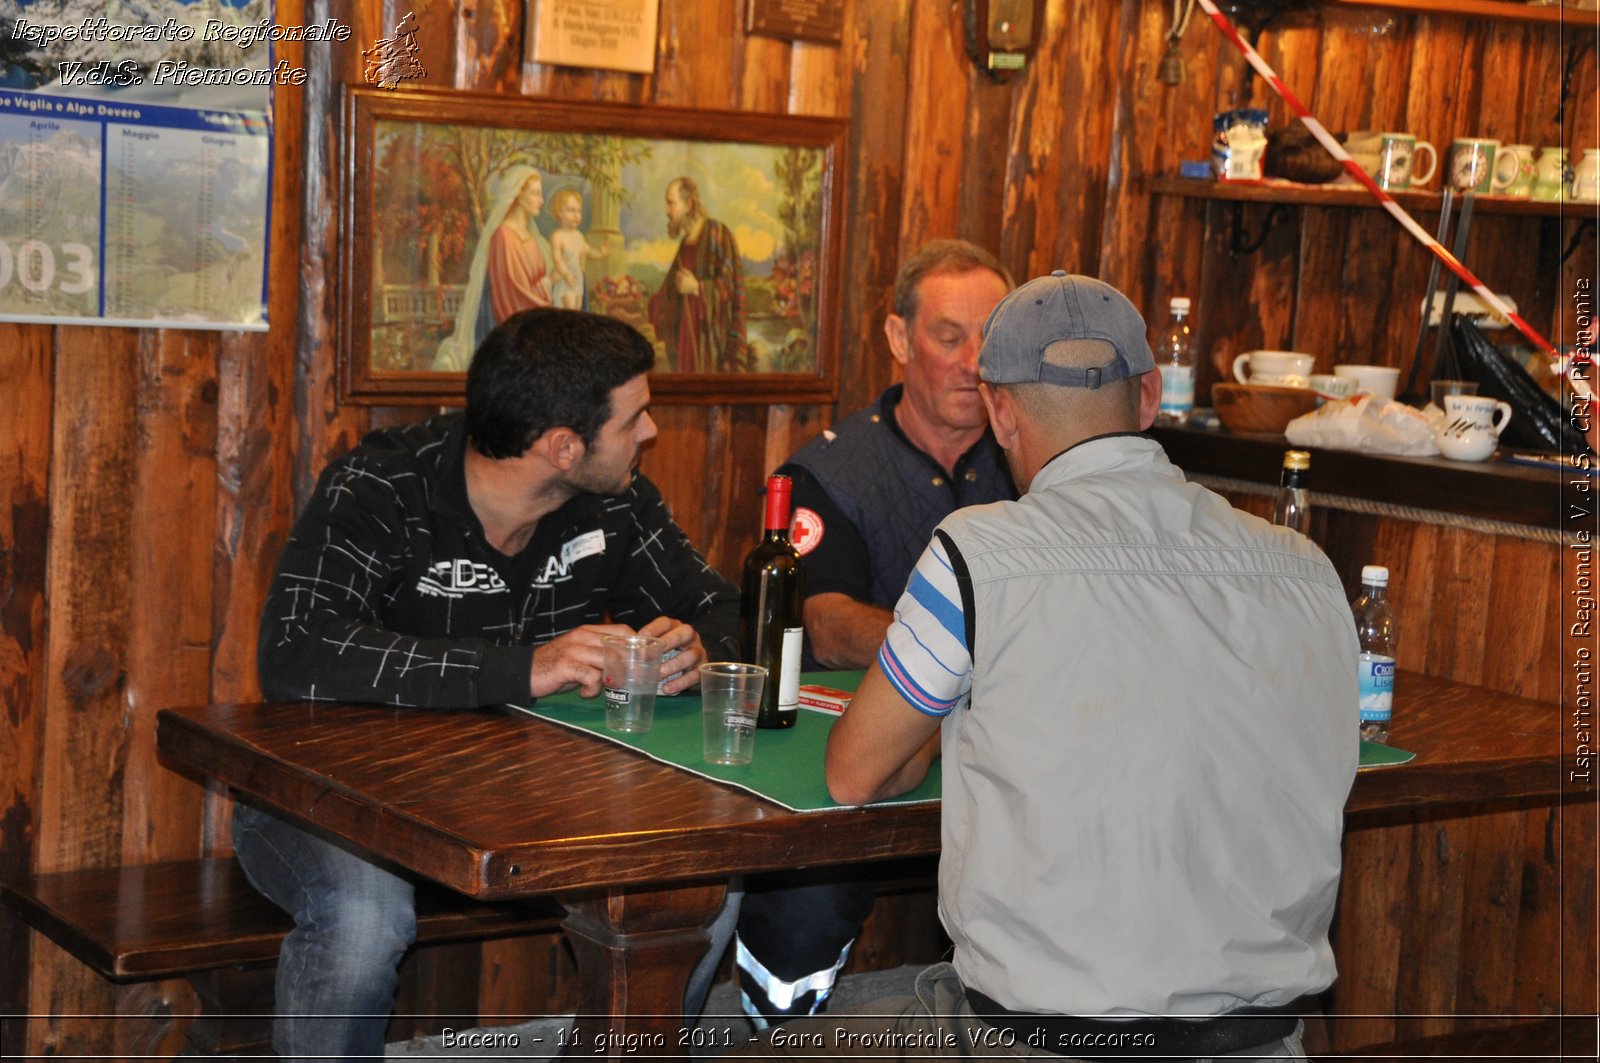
[
  {"xmin": 0, "ymin": 0, "xmax": 1588, "ymax": 1055},
  {"xmin": 0, "ymin": 325, "xmax": 53, "ymax": 1039},
  {"xmin": 1167, "ymin": 6, "xmax": 1595, "ymax": 389}
]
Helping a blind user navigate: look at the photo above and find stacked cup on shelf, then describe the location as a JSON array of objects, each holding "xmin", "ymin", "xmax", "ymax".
[{"xmin": 1341, "ymin": 130, "xmax": 1595, "ymax": 201}]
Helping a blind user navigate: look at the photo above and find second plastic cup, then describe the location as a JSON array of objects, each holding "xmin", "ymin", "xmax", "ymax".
[
  {"xmin": 602, "ymin": 634, "xmax": 664, "ymax": 734},
  {"xmin": 699, "ymin": 662, "xmax": 766, "ymax": 765},
  {"xmin": 1430, "ymin": 379, "xmax": 1478, "ymax": 409}
]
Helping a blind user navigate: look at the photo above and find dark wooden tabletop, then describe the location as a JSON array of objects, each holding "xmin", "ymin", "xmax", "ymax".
[
  {"xmin": 157, "ymin": 700, "xmax": 942, "ymax": 900},
  {"xmin": 156, "ymin": 671, "xmax": 1574, "ymax": 900},
  {"xmin": 1349, "ymin": 670, "xmax": 1579, "ymax": 817}
]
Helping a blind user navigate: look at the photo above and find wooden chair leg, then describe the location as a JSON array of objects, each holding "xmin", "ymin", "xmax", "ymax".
[{"xmin": 180, "ymin": 966, "xmax": 277, "ymax": 1059}]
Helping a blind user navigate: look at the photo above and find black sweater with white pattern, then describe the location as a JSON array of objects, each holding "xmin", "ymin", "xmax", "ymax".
[{"xmin": 258, "ymin": 414, "xmax": 739, "ymax": 707}]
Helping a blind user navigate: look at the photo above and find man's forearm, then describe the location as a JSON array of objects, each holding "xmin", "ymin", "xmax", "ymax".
[
  {"xmin": 258, "ymin": 614, "xmax": 533, "ymax": 708},
  {"xmin": 803, "ymin": 593, "xmax": 893, "ymax": 669},
  {"xmin": 825, "ymin": 664, "xmax": 941, "ymax": 805}
]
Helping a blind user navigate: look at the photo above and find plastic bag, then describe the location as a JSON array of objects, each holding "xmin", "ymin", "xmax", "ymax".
[
  {"xmin": 1212, "ymin": 109, "xmax": 1269, "ymax": 181},
  {"xmin": 1446, "ymin": 315, "xmax": 1589, "ymax": 454},
  {"xmin": 1285, "ymin": 396, "xmax": 1440, "ymax": 456}
]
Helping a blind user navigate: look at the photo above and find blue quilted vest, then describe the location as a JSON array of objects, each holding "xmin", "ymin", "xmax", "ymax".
[{"xmin": 785, "ymin": 385, "xmax": 1015, "ymax": 609}]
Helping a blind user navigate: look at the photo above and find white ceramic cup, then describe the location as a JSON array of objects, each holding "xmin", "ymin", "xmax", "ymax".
[
  {"xmin": 1533, "ymin": 147, "xmax": 1569, "ymax": 201},
  {"xmin": 1574, "ymin": 148, "xmax": 1600, "ymax": 203},
  {"xmin": 1334, "ymin": 364, "xmax": 1401, "ymax": 400},
  {"xmin": 1233, "ymin": 350, "xmax": 1316, "ymax": 388},
  {"xmin": 1443, "ymin": 394, "xmax": 1512, "ymax": 434},
  {"xmin": 1309, "ymin": 373, "xmax": 1356, "ymax": 400},
  {"xmin": 1492, "ymin": 144, "xmax": 1535, "ymax": 196},
  {"xmin": 1437, "ymin": 394, "xmax": 1512, "ymax": 461}
]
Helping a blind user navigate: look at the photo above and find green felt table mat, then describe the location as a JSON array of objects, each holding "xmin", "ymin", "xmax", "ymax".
[
  {"xmin": 515, "ymin": 670, "xmax": 1411, "ymax": 809},
  {"xmin": 512, "ymin": 670, "xmax": 936, "ymax": 813},
  {"xmin": 1358, "ymin": 739, "xmax": 1416, "ymax": 769}
]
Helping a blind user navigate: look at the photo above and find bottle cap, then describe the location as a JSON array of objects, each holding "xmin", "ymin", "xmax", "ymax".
[
  {"xmin": 763, "ymin": 475, "xmax": 793, "ymax": 532},
  {"xmin": 1170, "ymin": 296, "xmax": 1191, "ymax": 313},
  {"xmin": 1361, "ymin": 564, "xmax": 1389, "ymax": 586},
  {"xmin": 1283, "ymin": 450, "xmax": 1310, "ymax": 471}
]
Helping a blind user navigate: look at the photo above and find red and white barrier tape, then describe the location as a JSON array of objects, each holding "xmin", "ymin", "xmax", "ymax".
[{"xmin": 1192, "ymin": 0, "xmax": 1588, "ymax": 398}]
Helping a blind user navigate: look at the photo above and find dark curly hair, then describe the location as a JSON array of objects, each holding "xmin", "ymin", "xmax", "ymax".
[{"xmin": 465, "ymin": 308, "xmax": 654, "ymax": 459}]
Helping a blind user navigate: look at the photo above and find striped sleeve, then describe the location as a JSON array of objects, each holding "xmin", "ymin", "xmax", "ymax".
[{"xmin": 876, "ymin": 536, "xmax": 973, "ymax": 717}]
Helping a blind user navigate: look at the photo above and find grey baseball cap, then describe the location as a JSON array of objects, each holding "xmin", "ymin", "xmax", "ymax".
[{"xmin": 979, "ymin": 271, "xmax": 1156, "ymax": 389}]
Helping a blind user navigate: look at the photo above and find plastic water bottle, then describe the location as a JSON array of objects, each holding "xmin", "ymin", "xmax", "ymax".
[
  {"xmin": 1155, "ymin": 297, "xmax": 1195, "ymax": 426},
  {"xmin": 1353, "ymin": 565, "xmax": 1398, "ymax": 744}
]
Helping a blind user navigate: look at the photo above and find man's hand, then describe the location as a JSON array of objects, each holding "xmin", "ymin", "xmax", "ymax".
[
  {"xmin": 529, "ymin": 623, "xmax": 634, "ymax": 699},
  {"xmin": 674, "ymin": 267, "xmax": 701, "ymax": 297},
  {"xmin": 804, "ymin": 593, "xmax": 894, "ymax": 670},
  {"xmin": 637, "ymin": 616, "xmax": 708, "ymax": 695}
]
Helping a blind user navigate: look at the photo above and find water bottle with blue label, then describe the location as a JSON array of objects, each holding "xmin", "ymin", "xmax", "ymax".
[
  {"xmin": 1155, "ymin": 297, "xmax": 1195, "ymax": 426},
  {"xmin": 1353, "ymin": 565, "xmax": 1398, "ymax": 744}
]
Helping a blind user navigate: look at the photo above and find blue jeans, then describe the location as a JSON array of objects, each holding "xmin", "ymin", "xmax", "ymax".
[
  {"xmin": 234, "ymin": 803, "xmax": 741, "ymax": 1061},
  {"xmin": 233, "ymin": 804, "xmax": 417, "ymax": 1062}
]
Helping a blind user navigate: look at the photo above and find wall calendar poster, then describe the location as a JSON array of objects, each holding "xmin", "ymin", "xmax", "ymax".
[{"xmin": 0, "ymin": 0, "xmax": 325, "ymax": 330}]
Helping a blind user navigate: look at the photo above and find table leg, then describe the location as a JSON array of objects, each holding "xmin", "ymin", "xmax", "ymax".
[{"xmin": 560, "ymin": 881, "xmax": 728, "ymax": 1060}]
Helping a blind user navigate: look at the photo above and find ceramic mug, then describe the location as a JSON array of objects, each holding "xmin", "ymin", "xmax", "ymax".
[
  {"xmin": 1448, "ymin": 138, "xmax": 1499, "ymax": 194},
  {"xmin": 1334, "ymin": 364, "xmax": 1401, "ymax": 401},
  {"xmin": 1492, "ymin": 144, "xmax": 1535, "ymax": 197},
  {"xmin": 1444, "ymin": 393, "xmax": 1512, "ymax": 430},
  {"xmin": 1376, "ymin": 133, "xmax": 1438, "ymax": 191},
  {"xmin": 1233, "ymin": 350, "xmax": 1316, "ymax": 388},
  {"xmin": 1437, "ymin": 394, "xmax": 1513, "ymax": 462},
  {"xmin": 1573, "ymin": 148, "xmax": 1600, "ymax": 203},
  {"xmin": 1309, "ymin": 373, "xmax": 1356, "ymax": 401},
  {"xmin": 1532, "ymin": 147, "xmax": 1569, "ymax": 202}
]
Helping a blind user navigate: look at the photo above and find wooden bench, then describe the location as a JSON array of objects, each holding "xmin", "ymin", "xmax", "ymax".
[{"xmin": 2, "ymin": 858, "xmax": 563, "ymax": 1058}]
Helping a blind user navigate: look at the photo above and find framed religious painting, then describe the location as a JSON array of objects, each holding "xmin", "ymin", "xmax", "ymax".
[{"xmin": 339, "ymin": 86, "xmax": 848, "ymax": 404}]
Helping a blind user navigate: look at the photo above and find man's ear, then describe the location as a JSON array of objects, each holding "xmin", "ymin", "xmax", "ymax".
[
  {"xmin": 980, "ymin": 383, "xmax": 1018, "ymax": 449},
  {"xmin": 1136, "ymin": 368, "xmax": 1163, "ymax": 431},
  {"xmin": 536, "ymin": 426, "xmax": 585, "ymax": 471},
  {"xmin": 884, "ymin": 314, "xmax": 911, "ymax": 368}
]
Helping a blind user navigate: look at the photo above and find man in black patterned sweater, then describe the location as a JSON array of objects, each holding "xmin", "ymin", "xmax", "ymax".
[{"xmin": 238, "ymin": 308, "xmax": 740, "ymax": 1063}]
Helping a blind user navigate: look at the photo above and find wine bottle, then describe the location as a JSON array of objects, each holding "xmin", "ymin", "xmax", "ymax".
[
  {"xmin": 1271, "ymin": 450, "xmax": 1311, "ymax": 535},
  {"xmin": 740, "ymin": 475, "xmax": 804, "ymax": 729}
]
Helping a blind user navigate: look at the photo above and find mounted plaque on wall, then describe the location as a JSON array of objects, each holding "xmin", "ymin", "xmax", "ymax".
[
  {"xmin": 746, "ymin": 0, "xmax": 844, "ymax": 44},
  {"xmin": 530, "ymin": 0, "xmax": 661, "ymax": 74}
]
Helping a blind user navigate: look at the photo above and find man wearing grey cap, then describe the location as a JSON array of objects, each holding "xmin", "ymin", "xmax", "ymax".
[{"xmin": 732, "ymin": 273, "xmax": 1359, "ymax": 1060}]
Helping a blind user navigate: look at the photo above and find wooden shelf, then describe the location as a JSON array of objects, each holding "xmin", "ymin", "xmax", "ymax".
[
  {"xmin": 1148, "ymin": 424, "xmax": 1564, "ymax": 531},
  {"xmin": 1148, "ymin": 176, "xmax": 1597, "ymax": 218},
  {"xmin": 1328, "ymin": 0, "xmax": 1594, "ymax": 26}
]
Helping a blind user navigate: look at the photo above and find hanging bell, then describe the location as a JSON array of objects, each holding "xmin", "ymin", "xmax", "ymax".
[{"xmin": 1159, "ymin": 39, "xmax": 1185, "ymax": 85}]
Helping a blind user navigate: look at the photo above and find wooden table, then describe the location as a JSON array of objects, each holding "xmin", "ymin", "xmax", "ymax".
[
  {"xmin": 156, "ymin": 697, "xmax": 941, "ymax": 1057},
  {"xmin": 156, "ymin": 671, "xmax": 1585, "ymax": 1057}
]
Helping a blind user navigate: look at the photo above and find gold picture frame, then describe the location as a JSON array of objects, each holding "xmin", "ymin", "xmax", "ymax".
[{"xmin": 340, "ymin": 86, "xmax": 847, "ymax": 405}]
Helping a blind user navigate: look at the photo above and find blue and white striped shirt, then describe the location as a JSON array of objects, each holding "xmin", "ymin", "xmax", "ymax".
[{"xmin": 876, "ymin": 536, "xmax": 972, "ymax": 716}]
